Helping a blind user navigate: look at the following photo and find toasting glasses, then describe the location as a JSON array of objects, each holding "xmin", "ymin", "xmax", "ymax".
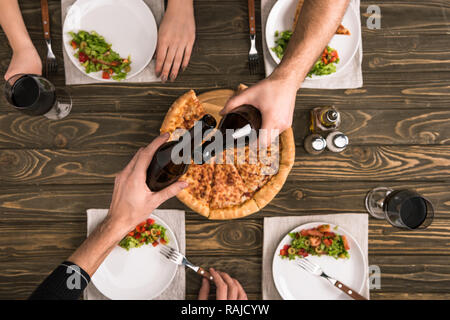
[
  {"xmin": 4, "ymin": 74, "xmax": 71, "ymax": 120},
  {"xmin": 365, "ymin": 187, "xmax": 434, "ymax": 230}
]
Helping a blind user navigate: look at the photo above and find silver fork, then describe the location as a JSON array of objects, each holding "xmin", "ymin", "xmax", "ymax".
[
  {"xmin": 160, "ymin": 246, "xmax": 213, "ymax": 281},
  {"xmin": 297, "ymin": 258, "xmax": 367, "ymax": 300},
  {"xmin": 41, "ymin": 0, "xmax": 58, "ymax": 75},
  {"xmin": 247, "ymin": 0, "xmax": 259, "ymax": 75}
]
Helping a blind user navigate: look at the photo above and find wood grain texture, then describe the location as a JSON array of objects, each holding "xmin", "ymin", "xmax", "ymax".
[
  {"xmin": 0, "ymin": 0, "xmax": 449, "ymax": 300},
  {"xmin": 0, "ymin": 145, "xmax": 449, "ymax": 185}
]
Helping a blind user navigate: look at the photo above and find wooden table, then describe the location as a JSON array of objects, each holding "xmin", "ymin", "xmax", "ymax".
[{"xmin": 0, "ymin": 0, "xmax": 449, "ymax": 300}]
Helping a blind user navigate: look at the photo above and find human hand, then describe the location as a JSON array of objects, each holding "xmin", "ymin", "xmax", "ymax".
[
  {"xmin": 106, "ymin": 133, "xmax": 188, "ymax": 237},
  {"xmin": 197, "ymin": 268, "xmax": 248, "ymax": 300},
  {"xmin": 220, "ymin": 77, "xmax": 298, "ymax": 146},
  {"xmin": 4, "ymin": 44, "xmax": 42, "ymax": 80},
  {"xmin": 155, "ymin": 0, "xmax": 195, "ymax": 82}
]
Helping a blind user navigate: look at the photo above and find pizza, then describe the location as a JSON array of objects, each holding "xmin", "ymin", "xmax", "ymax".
[
  {"xmin": 292, "ymin": 0, "xmax": 350, "ymax": 36},
  {"xmin": 160, "ymin": 86, "xmax": 295, "ymax": 219}
]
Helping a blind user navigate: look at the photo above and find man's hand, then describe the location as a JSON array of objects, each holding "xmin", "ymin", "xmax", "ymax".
[
  {"xmin": 4, "ymin": 44, "xmax": 42, "ymax": 80},
  {"xmin": 220, "ymin": 76, "xmax": 297, "ymax": 146},
  {"xmin": 107, "ymin": 133, "xmax": 188, "ymax": 237},
  {"xmin": 155, "ymin": 0, "xmax": 195, "ymax": 82},
  {"xmin": 197, "ymin": 268, "xmax": 248, "ymax": 300}
]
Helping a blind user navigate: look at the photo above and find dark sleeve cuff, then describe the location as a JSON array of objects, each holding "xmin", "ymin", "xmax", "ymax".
[{"xmin": 29, "ymin": 261, "xmax": 91, "ymax": 300}]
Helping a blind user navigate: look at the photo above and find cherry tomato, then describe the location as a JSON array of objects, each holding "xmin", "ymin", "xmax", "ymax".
[
  {"xmin": 147, "ymin": 218, "xmax": 155, "ymax": 225},
  {"xmin": 152, "ymin": 241, "xmax": 159, "ymax": 247},
  {"xmin": 78, "ymin": 52, "xmax": 89, "ymax": 63},
  {"xmin": 160, "ymin": 239, "xmax": 167, "ymax": 245},
  {"xmin": 71, "ymin": 40, "xmax": 78, "ymax": 50},
  {"xmin": 102, "ymin": 71, "xmax": 110, "ymax": 79},
  {"xmin": 128, "ymin": 231, "xmax": 134, "ymax": 237},
  {"xmin": 280, "ymin": 249, "xmax": 287, "ymax": 256}
]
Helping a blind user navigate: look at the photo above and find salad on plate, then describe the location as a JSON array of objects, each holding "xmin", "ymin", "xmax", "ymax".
[
  {"xmin": 279, "ymin": 224, "xmax": 350, "ymax": 260},
  {"xmin": 119, "ymin": 218, "xmax": 169, "ymax": 251},
  {"xmin": 68, "ymin": 30, "xmax": 131, "ymax": 80}
]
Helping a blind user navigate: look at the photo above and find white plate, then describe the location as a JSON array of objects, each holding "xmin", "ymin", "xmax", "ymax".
[
  {"xmin": 266, "ymin": 0, "xmax": 360, "ymax": 79},
  {"xmin": 63, "ymin": 0, "xmax": 157, "ymax": 81},
  {"xmin": 272, "ymin": 222, "xmax": 368, "ymax": 300},
  {"xmin": 91, "ymin": 215, "xmax": 178, "ymax": 300}
]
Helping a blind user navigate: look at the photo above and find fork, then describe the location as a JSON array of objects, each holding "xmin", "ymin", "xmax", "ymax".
[
  {"xmin": 160, "ymin": 246, "xmax": 214, "ymax": 281},
  {"xmin": 247, "ymin": 0, "xmax": 259, "ymax": 74},
  {"xmin": 297, "ymin": 258, "xmax": 367, "ymax": 300},
  {"xmin": 40, "ymin": 0, "xmax": 58, "ymax": 76}
]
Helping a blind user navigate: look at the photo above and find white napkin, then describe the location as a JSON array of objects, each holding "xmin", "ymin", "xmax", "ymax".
[
  {"xmin": 61, "ymin": 0, "xmax": 164, "ymax": 85},
  {"xmin": 262, "ymin": 214, "xmax": 370, "ymax": 299},
  {"xmin": 261, "ymin": 0, "xmax": 363, "ymax": 89},
  {"xmin": 83, "ymin": 209, "xmax": 186, "ymax": 300}
]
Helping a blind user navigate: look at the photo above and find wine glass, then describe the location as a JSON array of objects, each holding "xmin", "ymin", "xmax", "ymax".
[
  {"xmin": 4, "ymin": 74, "xmax": 72, "ymax": 120},
  {"xmin": 365, "ymin": 187, "xmax": 434, "ymax": 230}
]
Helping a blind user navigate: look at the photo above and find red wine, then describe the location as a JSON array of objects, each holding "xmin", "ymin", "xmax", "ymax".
[
  {"xmin": 7, "ymin": 74, "xmax": 56, "ymax": 116},
  {"xmin": 384, "ymin": 190, "xmax": 433, "ymax": 229},
  {"xmin": 146, "ymin": 114, "xmax": 216, "ymax": 191}
]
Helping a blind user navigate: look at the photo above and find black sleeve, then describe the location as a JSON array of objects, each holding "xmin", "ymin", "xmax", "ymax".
[{"xmin": 29, "ymin": 261, "xmax": 91, "ymax": 300}]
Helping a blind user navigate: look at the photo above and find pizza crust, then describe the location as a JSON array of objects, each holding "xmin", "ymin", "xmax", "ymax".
[
  {"xmin": 209, "ymin": 199, "xmax": 259, "ymax": 220},
  {"xmin": 177, "ymin": 189, "xmax": 209, "ymax": 217}
]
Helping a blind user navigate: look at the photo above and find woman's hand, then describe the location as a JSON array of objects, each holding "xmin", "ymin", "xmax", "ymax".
[
  {"xmin": 220, "ymin": 76, "xmax": 298, "ymax": 147},
  {"xmin": 107, "ymin": 133, "xmax": 188, "ymax": 238},
  {"xmin": 198, "ymin": 268, "xmax": 248, "ymax": 300},
  {"xmin": 155, "ymin": 0, "xmax": 195, "ymax": 82},
  {"xmin": 4, "ymin": 44, "xmax": 42, "ymax": 80}
]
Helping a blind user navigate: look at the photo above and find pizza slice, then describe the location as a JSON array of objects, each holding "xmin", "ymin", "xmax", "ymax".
[
  {"xmin": 177, "ymin": 162, "xmax": 215, "ymax": 217},
  {"xmin": 160, "ymin": 90, "xmax": 206, "ymax": 137},
  {"xmin": 336, "ymin": 24, "xmax": 351, "ymax": 35}
]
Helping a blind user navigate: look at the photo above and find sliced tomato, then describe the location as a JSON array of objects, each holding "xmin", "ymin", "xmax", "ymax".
[
  {"xmin": 342, "ymin": 235, "xmax": 350, "ymax": 250},
  {"xmin": 71, "ymin": 40, "xmax": 78, "ymax": 49},
  {"xmin": 283, "ymin": 244, "xmax": 290, "ymax": 250},
  {"xmin": 133, "ymin": 233, "xmax": 140, "ymax": 240},
  {"xmin": 102, "ymin": 71, "xmax": 110, "ymax": 79},
  {"xmin": 160, "ymin": 238, "xmax": 167, "ymax": 245},
  {"xmin": 152, "ymin": 241, "xmax": 159, "ymax": 247},
  {"xmin": 146, "ymin": 218, "xmax": 155, "ymax": 225},
  {"xmin": 323, "ymin": 232, "xmax": 336, "ymax": 238},
  {"xmin": 127, "ymin": 231, "xmax": 134, "ymax": 237},
  {"xmin": 323, "ymin": 238, "xmax": 332, "ymax": 247},
  {"xmin": 307, "ymin": 229, "xmax": 323, "ymax": 237},
  {"xmin": 300, "ymin": 230, "xmax": 309, "ymax": 237},
  {"xmin": 317, "ymin": 225, "xmax": 330, "ymax": 233},
  {"xmin": 78, "ymin": 51, "xmax": 89, "ymax": 63},
  {"xmin": 280, "ymin": 249, "xmax": 287, "ymax": 256}
]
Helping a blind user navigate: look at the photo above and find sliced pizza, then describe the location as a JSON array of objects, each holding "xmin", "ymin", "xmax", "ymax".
[
  {"xmin": 209, "ymin": 163, "xmax": 248, "ymax": 209},
  {"xmin": 160, "ymin": 90, "xmax": 206, "ymax": 136},
  {"xmin": 336, "ymin": 24, "xmax": 351, "ymax": 35},
  {"xmin": 178, "ymin": 162, "xmax": 215, "ymax": 217}
]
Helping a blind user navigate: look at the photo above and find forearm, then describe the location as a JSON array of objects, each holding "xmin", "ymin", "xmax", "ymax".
[
  {"xmin": 271, "ymin": 0, "xmax": 350, "ymax": 88},
  {"xmin": 0, "ymin": 0, "xmax": 35, "ymax": 51},
  {"xmin": 167, "ymin": 0, "xmax": 193, "ymax": 11},
  {"xmin": 68, "ymin": 217, "xmax": 127, "ymax": 277}
]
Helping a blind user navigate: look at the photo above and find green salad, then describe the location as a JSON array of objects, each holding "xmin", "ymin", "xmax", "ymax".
[
  {"xmin": 69, "ymin": 30, "xmax": 131, "ymax": 80},
  {"xmin": 271, "ymin": 30, "xmax": 340, "ymax": 77},
  {"xmin": 279, "ymin": 224, "xmax": 350, "ymax": 260},
  {"xmin": 119, "ymin": 218, "xmax": 168, "ymax": 251}
]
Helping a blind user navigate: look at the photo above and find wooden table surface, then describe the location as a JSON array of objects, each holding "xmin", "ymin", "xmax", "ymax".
[{"xmin": 0, "ymin": 0, "xmax": 449, "ymax": 300}]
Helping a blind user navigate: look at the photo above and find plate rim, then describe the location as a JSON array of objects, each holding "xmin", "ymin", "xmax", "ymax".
[
  {"xmin": 272, "ymin": 221, "xmax": 368, "ymax": 300},
  {"xmin": 265, "ymin": 0, "xmax": 361, "ymax": 80},
  {"xmin": 62, "ymin": 0, "xmax": 157, "ymax": 82},
  {"xmin": 91, "ymin": 214, "xmax": 179, "ymax": 300}
]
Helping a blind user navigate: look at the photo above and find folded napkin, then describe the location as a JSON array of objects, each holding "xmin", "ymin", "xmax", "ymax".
[
  {"xmin": 83, "ymin": 209, "xmax": 186, "ymax": 300},
  {"xmin": 262, "ymin": 214, "xmax": 370, "ymax": 299},
  {"xmin": 261, "ymin": 0, "xmax": 363, "ymax": 89},
  {"xmin": 61, "ymin": 0, "xmax": 164, "ymax": 85}
]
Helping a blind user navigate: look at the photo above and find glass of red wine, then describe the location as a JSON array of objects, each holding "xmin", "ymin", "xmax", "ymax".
[
  {"xmin": 4, "ymin": 74, "xmax": 71, "ymax": 120},
  {"xmin": 365, "ymin": 187, "xmax": 434, "ymax": 229}
]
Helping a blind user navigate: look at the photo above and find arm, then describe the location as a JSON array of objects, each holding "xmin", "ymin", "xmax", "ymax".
[
  {"xmin": 0, "ymin": 0, "xmax": 42, "ymax": 80},
  {"xmin": 221, "ymin": 0, "xmax": 350, "ymax": 146},
  {"xmin": 29, "ymin": 134, "xmax": 187, "ymax": 299},
  {"xmin": 155, "ymin": 0, "xmax": 195, "ymax": 82}
]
